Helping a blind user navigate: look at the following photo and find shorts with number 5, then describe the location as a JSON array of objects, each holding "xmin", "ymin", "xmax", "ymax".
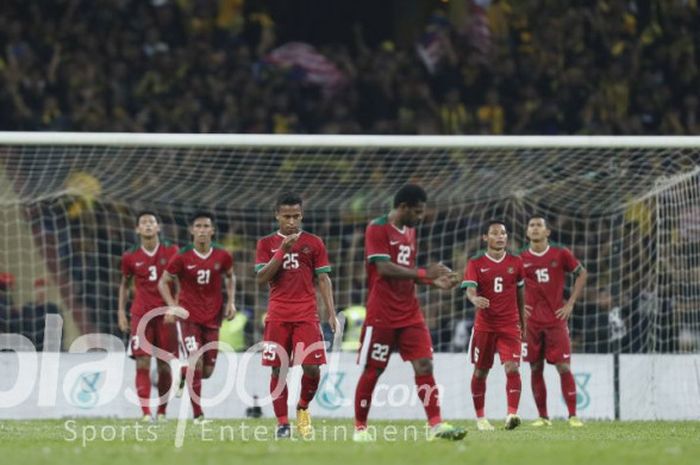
[
  {"xmin": 261, "ymin": 320, "xmax": 327, "ymax": 367},
  {"xmin": 469, "ymin": 329, "xmax": 521, "ymax": 370},
  {"xmin": 357, "ymin": 323, "xmax": 433, "ymax": 369}
]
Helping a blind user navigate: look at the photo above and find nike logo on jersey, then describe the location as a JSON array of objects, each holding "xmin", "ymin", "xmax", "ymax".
[
  {"xmin": 524, "ymin": 263, "xmax": 533, "ymax": 268},
  {"xmin": 271, "ymin": 248, "xmax": 280, "ymax": 253},
  {"xmin": 389, "ymin": 240, "xmax": 401, "ymax": 245},
  {"xmin": 187, "ymin": 265, "xmax": 197, "ymax": 269},
  {"xmin": 314, "ymin": 353, "xmax": 322, "ymax": 359},
  {"xmin": 135, "ymin": 262, "xmax": 144, "ymax": 267},
  {"xmin": 480, "ymin": 268, "xmax": 490, "ymax": 272}
]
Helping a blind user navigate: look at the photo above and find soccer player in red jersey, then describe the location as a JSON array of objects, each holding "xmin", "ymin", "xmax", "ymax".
[
  {"xmin": 118, "ymin": 211, "xmax": 179, "ymax": 422},
  {"xmin": 520, "ymin": 216, "xmax": 587, "ymax": 427},
  {"xmin": 353, "ymin": 184, "xmax": 466, "ymax": 442},
  {"xmin": 255, "ymin": 192, "xmax": 337, "ymax": 439},
  {"xmin": 462, "ymin": 220, "xmax": 526, "ymax": 431},
  {"xmin": 158, "ymin": 212, "xmax": 236, "ymax": 422}
]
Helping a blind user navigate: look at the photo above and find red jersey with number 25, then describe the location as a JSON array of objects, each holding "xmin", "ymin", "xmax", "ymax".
[
  {"xmin": 520, "ymin": 245, "xmax": 582, "ymax": 327},
  {"xmin": 166, "ymin": 244, "xmax": 233, "ymax": 328},
  {"xmin": 462, "ymin": 252, "xmax": 524, "ymax": 334},
  {"xmin": 255, "ymin": 231, "xmax": 331, "ymax": 322},
  {"xmin": 121, "ymin": 242, "xmax": 179, "ymax": 317},
  {"xmin": 365, "ymin": 215, "xmax": 423, "ymax": 328}
]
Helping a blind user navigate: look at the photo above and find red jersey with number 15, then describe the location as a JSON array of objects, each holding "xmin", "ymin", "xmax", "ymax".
[
  {"xmin": 519, "ymin": 244, "xmax": 582, "ymax": 327},
  {"xmin": 255, "ymin": 231, "xmax": 331, "ymax": 322},
  {"xmin": 165, "ymin": 244, "xmax": 233, "ymax": 328},
  {"xmin": 121, "ymin": 242, "xmax": 179, "ymax": 317},
  {"xmin": 462, "ymin": 251, "xmax": 524, "ymax": 334},
  {"xmin": 365, "ymin": 215, "xmax": 423, "ymax": 328}
]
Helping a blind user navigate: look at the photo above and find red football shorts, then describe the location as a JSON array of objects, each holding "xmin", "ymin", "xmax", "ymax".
[
  {"xmin": 524, "ymin": 323, "xmax": 572, "ymax": 364},
  {"xmin": 261, "ymin": 320, "xmax": 327, "ymax": 367},
  {"xmin": 129, "ymin": 314, "xmax": 177, "ymax": 359},
  {"xmin": 357, "ymin": 323, "xmax": 433, "ymax": 369},
  {"xmin": 469, "ymin": 329, "xmax": 521, "ymax": 370},
  {"xmin": 177, "ymin": 320, "xmax": 220, "ymax": 368}
]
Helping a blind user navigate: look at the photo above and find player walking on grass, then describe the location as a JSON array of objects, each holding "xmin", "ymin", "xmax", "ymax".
[
  {"xmin": 462, "ymin": 220, "xmax": 525, "ymax": 431},
  {"xmin": 353, "ymin": 184, "xmax": 466, "ymax": 442},
  {"xmin": 255, "ymin": 192, "xmax": 337, "ymax": 439},
  {"xmin": 118, "ymin": 211, "xmax": 179, "ymax": 422},
  {"xmin": 158, "ymin": 212, "xmax": 236, "ymax": 422},
  {"xmin": 520, "ymin": 216, "xmax": 587, "ymax": 427}
]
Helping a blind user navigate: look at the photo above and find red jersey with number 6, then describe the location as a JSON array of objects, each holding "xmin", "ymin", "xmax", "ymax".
[
  {"xmin": 255, "ymin": 231, "xmax": 331, "ymax": 322},
  {"xmin": 121, "ymin": 242, "xmax": 179, "ymax": 317},
  {"xmin": 165, "ymin": 244, "xmax": 233, "ymax": 328},
  {"xmin": 365, "ymin": 215, "xmax": 423, "ymax": 328},
  {"xmin": 461, "ymin": 251, "xmax": 525, "ymax": 335},
  {"xmin": 519, "ymin": 244, "xmax": 582, "ymax": 327}
]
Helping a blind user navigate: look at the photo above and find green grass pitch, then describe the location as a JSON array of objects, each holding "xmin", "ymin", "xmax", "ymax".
[{"xmin": 1, "ymin": 419, "xmax": 698, "ymax": 465}]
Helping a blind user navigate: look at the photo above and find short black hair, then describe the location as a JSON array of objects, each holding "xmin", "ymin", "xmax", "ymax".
[
  {"xmin": 484, "ymin": 219, "xmax": 508, "ymax": 234},
  {"xmin": 527, "ymin": 215, "xmax": 549, "ymax": 227},
  {"xmin": 190, "ymin": 211, "xmax": 215, "ymax": 225},
  {"xmin": 136, "ymin": 210, "xmax": 160, "ymax": 224},
  {"xmin": 276, "ymin": 192, "xmax": 303, "ymax": 210},
  {"xmin": 393, "ymin": 184, "xmax": 427, "ymax": 208}
]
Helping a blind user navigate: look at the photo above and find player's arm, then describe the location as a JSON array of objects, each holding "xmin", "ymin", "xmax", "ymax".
[
  {"xmin": 462, "ymin": 260, "xmax": 488, "ymax": 308},
  {"xmin": 117, "ymin": 275, "xmax": 131, "ymax": 333},
  {"xmin": 317, "ymin": 272, "xmax": 338, "ymax": 332},
  {"xmin": 517, "ymin": 282, "xmax": 526, "ymax": 335},
  {"xmin": 223, "ymin": 267, "xmax": 237, "ymax": 321},
  {"xmin": 466, "ymin": 287, "xmax": 489, "ymax": 309},
  {"xmin": 158, "ymin": 271, "xmax": 187, "ymax": 323},
  {"xmin": 556, "ymin": 265, "xmax": 588, "ymax": 320},
  {"xmin": 256, "ymin": 233, "xmax": 300, "ymax": 284},
  {"xmin": 375, "ymin": 260, "xmax": 451, "ymax": 282}
]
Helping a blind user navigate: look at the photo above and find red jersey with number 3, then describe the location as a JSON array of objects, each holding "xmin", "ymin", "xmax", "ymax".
[
  {"xmin": 365, "ymin": 215, "xmax": 423, "ymax": 328},
  {"xmin": 255, "ymin": 231, "xmax": 331, "ymax": 322},
  {"xmin": 462, "ymin": 252, "xmax": 525, "ymax": 334},
  {"xmin": 121, "ymin": 242, "xmax": 179, "ymax": 317},
  {"xmin": 166, "ymin": 244, "xmax": 233, "ymax": 328},
  {"xmin": 520, "ymin": 244, "xmax": 582, "ymax": 327}
]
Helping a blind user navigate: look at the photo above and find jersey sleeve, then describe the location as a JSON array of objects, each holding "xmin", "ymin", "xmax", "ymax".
[
  {"xmin": 461, "ymin": 259, "xmax": 478, "ymax": 289},
  {"xmin": 365, "ymin": 225, "xmax": 390, "ymax": 263},
  {"xmin": 562, "ymin": 247, "xmax": 583, "ymax": 273},
  {"xmin": 314, "ymin": 237, "xmax": 332, "ymax": 274},
  {"xmin": 120, "ymin": 252, "xmax": 131, "ymax": 277},
  {"xmin": 166, "ymin": 253, "xmax": 183, "ymax": 276},
  {"xmin": 255, "ymin": 238, "xmax": 271, "ymax": 273}
]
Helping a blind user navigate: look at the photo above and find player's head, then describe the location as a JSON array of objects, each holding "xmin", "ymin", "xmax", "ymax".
[
  {"xmin": 483, "ymin": 220, "xmax": 508, "ymax": 251},
  {"xmin": 526, "ymin": 215, "xmax": 551, "ymax": 243},
  {"xmin": 393, "ymin": 184, "xmax": 427, "ymax": 227},
  {"xmin": 135, "ymin": 210, "xmax": 160, "ymax": 239},
  {"xmin": 189, "ymin": 211, "xmax": 215, "ymax": 246},
  {"xmin": 275, "ymin": 192, "xmax": 303, "ymax": 235}
]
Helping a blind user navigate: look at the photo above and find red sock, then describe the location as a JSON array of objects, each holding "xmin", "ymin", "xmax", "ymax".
[
  {"xmin": 560, "ymin": 370, "xmax": 577, "ymax": 417},
  {"xmin": 156, "ymin": 367, "xmax": 172, "ymax": 415},
  {"xmin": 415, "ymin": 374, "xmax": 442, "ymax": 427},
  {"xmin": 298, "ymin": 373, "xmax": 320, "ymax": 410},
  {"xmin": 506, "ymin": 371, "xmax": 521, "ymax": 415},
  {"xmin": 470, "ymin": 375, "xmax": 486, "ymax": 418},
  {"xmin": 354, "ymin": 367, "xmax": 380, "ymax": 429},
  {"xmin": 531, "ymin": 366, "xmax": 548, "ymax": 418},
  {"xmin": 189, "ymin": 368, "xmax": 203, "ymax": 418},
  {"xmin": 136, "ymin": 368, "xmax": 151, "ymax": 415},
  {"xmin": 270, "ymin": 375, "xmax": 289, "ymax": 425}
]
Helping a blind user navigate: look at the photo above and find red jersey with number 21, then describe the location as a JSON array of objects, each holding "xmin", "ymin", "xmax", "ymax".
[
  {"xmin": 365, "ymin": 215, "xmax": 423, "ymax": 328},
  {"xmin": 121, "ymin": 242, "xmax": 179, "ymax": 317},
  {"xmin": 166, "ymin": 244, "xmax": 233, "ymax": 328},
  {"xmin": 462, "ymin": 252, "xmax": 524, "ymax": 335}
]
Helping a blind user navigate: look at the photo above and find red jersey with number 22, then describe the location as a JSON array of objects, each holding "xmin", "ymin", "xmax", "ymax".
[
  {"xmin": 166, "ymin": 244, "xmax": 233, "ymax": 328},
  {"xmin": 365, "ymin": 215, "xmax": 423, "ymax": 328},
  {"xmin": 121, "ymin": 242, "xmax": 179, "ymax": 317},
  {"xmin": 462, "ymin": 252, "xmax": 524, "ymax": 335}
]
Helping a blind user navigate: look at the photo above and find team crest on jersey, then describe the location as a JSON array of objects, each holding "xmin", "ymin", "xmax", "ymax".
[
  {"xmin": 551, "ymin": 260, "xmax": 558, "ymax": 267},
  {"xmin": 301, "ymin": 246, "xmax": 312, "ymax": 255},
  {"xmin": 507, "ymin": 267, "xmax": 514, "ymax": 274},
  {"xmin": 214, "ymin": 262, "xmax": 221, "ymax": 270},
  {"xmin": 160, "ymin": 258, "xmax": 167, "ymax": 265}
]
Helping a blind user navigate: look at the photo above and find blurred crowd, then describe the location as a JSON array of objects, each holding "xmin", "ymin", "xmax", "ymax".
[{"xmin": 1, "ymin": 0, "xmax": 699, "ymax": 135}]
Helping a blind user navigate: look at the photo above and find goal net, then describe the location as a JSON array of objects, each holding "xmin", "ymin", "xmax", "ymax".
[{"xmin": 0, "ymin": 133, "xmax": 698, "ymax": 360}]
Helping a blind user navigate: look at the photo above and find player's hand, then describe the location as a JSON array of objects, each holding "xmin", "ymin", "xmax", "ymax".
[
  {"xmin": 224, "ymin": 302, "xmax": 237, "ymax": 321},
  {"xmin": 433, "ymin": 272, "xmax": 460, "ymax": 289},
  {"xmin": 328, "ymin": 313, "xmax": 340, "ymax": 333},
  {"xmin": 281, "ymin": 233, "xmax": 301, "ymax": 252},
  {"xmin": 117, "ymin": 310, "xmax": 129, "ymax": 333},
  {"xmin": 555, "ymin": 302, "xmax": 574, "ymax": 320},
  {"xmin": 426, "ymin": 262, "xmax": 452, "ymax": 280},
  {"xmin": 164, "ymin": 305, "xmax": 189, "ymax": 324},
  {"xmin": 521, "ymin": 325, "xmax": 527, "ymax": 340},
  {"xmin": 470, "ymin": 296, "xmax": 490, "ymax": 309},
  {"xmin": 524, "ymin": 304, "xmax": 533, "ymax": 319}
]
